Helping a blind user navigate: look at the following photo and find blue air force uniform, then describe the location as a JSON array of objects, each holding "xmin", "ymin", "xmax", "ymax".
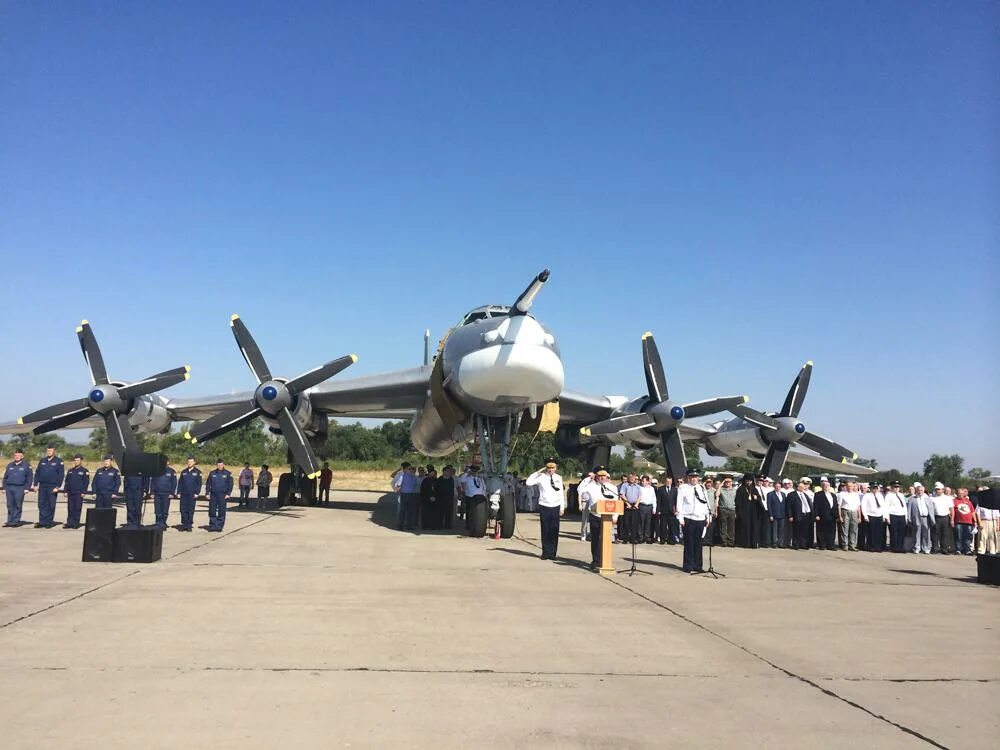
[
  {"xmin": 150, "ymin": 466, "xmax": 177, "ymax": 530},
  {"xmin": 63, "ymin": 461, "xmax": 90, "ymax": 527},
  {"xmin": 123, "ymin": 474, "xmax": 151, "ymax": 527},
  {"xmin": 176, "ymin": 464, "xmax": 202, "ymax": 531},
  {"xmin": 33, "ymin": 454, "xmax": 65, "ymax": 526},
  {"xmin": 206, "ymin": 465, "xmax": 233, "ymax": 531},
  {"xmin": 3, "ymin": 459, "xmax": 33, "ymax": 526},
  {"xmin": 91, "ymin": 465, "xmax": 121, "ymax": 509}
]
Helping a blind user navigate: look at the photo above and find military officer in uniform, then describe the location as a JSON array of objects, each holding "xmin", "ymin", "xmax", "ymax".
[
  {"xmin": 677, "ymin": 468, "xmax": 711, "ymax": 573},
  {"xmin": 176, "ymin": 456, "xmax": 202, "ymax": 531},
  {"xmin": 63, "ymin": 454, "xmax": 90, "ymax": 528},
  {"xmin": 205, "ymin": 459, "xmax": 233, "ymax": 532},
  {"xmin": 122, "ymin": 472, "xmax": 151, "ymax": 528},
  {"xmin": 150, "ymin": 460, "xmax": 178, "ymax": 531},
  {"xmin": 32, "ymin": 445, "xmax": 65, "ymax": 528},
  {"xmin": 3, "ymin": 448, "xmax": 33, "ymax": 527},
  {"xmin": 525, "ymin": 459, "xmax": 565, "ymax": 560},
  {"xmin": 90, "ymin": 455, "xmax": 120, "ymax": 510}
]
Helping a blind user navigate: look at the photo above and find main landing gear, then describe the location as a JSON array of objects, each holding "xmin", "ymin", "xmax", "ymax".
[{"xmin": 468, "ymin": 414, "xmax": 517, "ymax": 539}]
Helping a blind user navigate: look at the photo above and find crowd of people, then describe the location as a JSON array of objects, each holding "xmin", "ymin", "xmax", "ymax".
[{"xmin": 568, "ymin": 470, "xmax": 998, "ymax": 558}]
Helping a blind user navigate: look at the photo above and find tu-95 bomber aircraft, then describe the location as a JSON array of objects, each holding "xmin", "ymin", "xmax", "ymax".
[{"xmin": 0, "ymin": 269, "xmax": 873, "ymax": 538}]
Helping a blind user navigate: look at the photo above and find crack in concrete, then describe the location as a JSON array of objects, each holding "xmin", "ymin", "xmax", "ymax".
[
  {"xmin": 514, "ymin": 532, "xmax": 952, "ymax": 749},
  {"xmin": 830, "ymin": 677, "xmax": 996, "ymax": 684},
  {"xmin": 0, "ymin": 570, "xmax": 142, "ymax": 630},
  {"xmin": 166, "ymin": 514, "xmax": 277, "ymax": 559}
]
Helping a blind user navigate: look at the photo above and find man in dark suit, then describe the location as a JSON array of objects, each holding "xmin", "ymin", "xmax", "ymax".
[
  {"xmin": 655, "ymin": 475, "xmax": 678, "ymax": 544},
  {"xmin": 788, "ymin": 478, "xmax": 814, "ymax": 550},
  {"xmin": 766, "ymin": 482, "xmax": 787, "ymax": 548},
  {"xmin": 813, "ymin": 477, "xmax": 838, "ymax": 550}
]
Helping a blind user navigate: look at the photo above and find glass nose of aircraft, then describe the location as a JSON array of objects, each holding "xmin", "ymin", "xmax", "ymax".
[{"xmin": 455, "ymin": 316, "xmax": 564, "ymax": 407}]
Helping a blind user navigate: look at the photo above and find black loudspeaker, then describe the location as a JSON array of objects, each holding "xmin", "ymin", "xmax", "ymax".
[
  {"xmin": 977, "ymin": 554, "xmax": 1000, "ymax": 586},
  {"xmin": 82, "ymin": 507, "xmax": 118, "ymax": 562},
  {"xmin": 120, "ymin": 451, "xmax": 168, "ymax": 478},
  {"xmin": 113, "ymin": 527, "xmax": 163, "ymax": 563}
]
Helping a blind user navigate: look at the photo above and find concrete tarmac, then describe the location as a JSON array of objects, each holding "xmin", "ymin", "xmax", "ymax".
[{"xmin": 0, "ymin": 492, "xmax": 996, "ymax": 749}]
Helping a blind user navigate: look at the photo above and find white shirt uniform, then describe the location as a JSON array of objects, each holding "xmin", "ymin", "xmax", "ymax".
[
  {"xmin": 638, "ymin": 485, "xmax": 657, "ymax": 506},
  {"xmin": 931, "ymin": 494, "xmax": 954, "ymax": 517},
  {"xmin": 583, "ymin": 480, "xmax": 619, "ymax": 519},
  {"xmin": 676, "ymin": 483, "xmax": 711, "ymax": 521},
  {"xmin": 460, "ymin": 473, "xmax": 487, "ymax": 498},
  {"xmin": 884, "ymin": 492, "xmax": 908, "ymax": 516},
  {"xmin": 526, "ymin": 470, "xmax": 565, "ymax": 509},
  {"xmin": 977, "ymin": 505, "xmax": 999, "ymax": 522},
  {"xmin": 861, "ymin": 491, "xmax": 886, "ymax": 520}
]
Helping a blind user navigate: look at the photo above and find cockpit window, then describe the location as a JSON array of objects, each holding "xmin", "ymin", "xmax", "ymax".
[{"xmin": 459, "ymin": 306, "xmax": 510, "ymax": 326}]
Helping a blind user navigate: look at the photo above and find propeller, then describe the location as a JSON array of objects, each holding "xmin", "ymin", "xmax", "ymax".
[
  {"xmin": 580, "ymin": 332, "xmax": 747, "ymax": 479},
  {"xmin": 732, "ymin": 361, "xmax": 857, "ymax": 478},
  {"xmin": 184, "ymin": 315, "xmax": 356, "ymax": 479},
  {"xmin": 18, "ymin": 321, "xmax": 190, "ymax": 465}
]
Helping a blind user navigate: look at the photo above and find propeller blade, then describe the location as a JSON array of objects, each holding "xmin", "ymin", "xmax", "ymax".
[
  {"xmin": 511, "ymin": 269, "xmax": 550, "ymax": 315},
  {"xmin": 20, "ymin": 397, "xmax": 91, "ymax": 425},
  {"xmin": 32, "ymin": 405, "xmax": 97, "ymax": 434},
  {"xmin": 76, "ymin": 320, "xmax": 109, "ymax": 385},
  {"xmin": 780, "ymin": 361, "xmax": 813, "ymax": 418},
  {"xmin": 117, "ymin": 366, "xmax": 191, "ymax": 401},
  {"xmin": 732, "ymin": 404, "xmax": 780, "ymax": 430},
  {"xmin": 641, "ymin": 332, "xmax": 668, "ymax": 403},
  {"xmin": 286, "ymin": 354, "xmax": 357, "ymax": 394},
  {"xmin": 230, "ymin": 315, "xmax": 272, "ymax": 384},
  {"xmin": 105, "ymin": 412, "xmax": 139, "ymax": 466},
  {"xmin": 759, "ymin": 441, "xmax": 791, "ymax": 480},
  {"xmin": 276, "ymin": 406, "xmax": 321, "ymax": 478},
  {"xmin": 185, "ymin": 400, "xmax": 261, "ymax": 444},
  {"xmin": 659, "ymin": 429, "xmax": 687, "ymax": 479},
  {"xmin": 580, "ymin": 413, "xmax": 655, "ymax": 437},
  {"xmin": 682, "ymin": 395, "xmax": 748, "ymax": 420},
  {"xmin": 799, "ymin": 431, "xmax": 856, "ymax": 462}
]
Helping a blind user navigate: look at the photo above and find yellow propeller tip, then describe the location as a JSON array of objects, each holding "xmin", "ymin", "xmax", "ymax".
[
  {"xmin": 16, "ymin": 417, "xmax": 24, "ymax": 425},
  {"xmin": 307, "ymin": 471, "xmax": 321, "ymax": 480},
  {"xmin": 852, "ymin": 453, "xmax": 858, "ymax": 461},
  {"xmin": 579, "ymin": 427, "xmax": 591, "ymax": 437},
  {"xmin": 75, "ymin": 326, "xmax": 83, "ymax": 333},
  {"xmin": 350, "ymin": 354, "xmax": 358, "ymax": 363},
  {"xmin": 183, "ymin": 431, "xmax": 191, "ymax": 440},
  {"xmin": 805, "ymin": 360, "xmax": 814, "ymax": 367},
  {"xmin": 184, "ymin": 365, "xmax": 191, "ymax": 372},
  {"xmin": 190, "ymin": 438, "xmax": 198, "ymax": 445},
  {"xmin": 230, "ymin": 314, "xmax": 240, "ymax": 322},
  {"xmin": 81, "ymin": 319, "xmax": 89, "ymax": 325},
  {"xmin": 742, "ymin": 395, "xmax": 750, "ymax": 404},
  {"xmin": 641, "ymin": 331, "xmax": 653, "ymax": 340}
]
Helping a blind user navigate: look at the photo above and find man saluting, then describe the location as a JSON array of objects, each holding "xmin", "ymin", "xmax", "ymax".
[{"xmin": 526, "ymin": 458, "xmax": 565, "ymax": 561}]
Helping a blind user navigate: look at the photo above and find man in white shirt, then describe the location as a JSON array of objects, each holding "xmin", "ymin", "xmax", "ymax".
[
  {"xmin": 677, "ymin": 468, "xmax": 711, "ymax": 573},
  {"xmin": 459, "ymin": 465, "xmax": 488, "ymax": 530},
  {"xmin": 525, "ymin": 459, "xmax": 565, "ymax": 560},
  {"xmin": 637, "ymin": 475, "xmax": 658, "ymax": 544},
  {"xmin": 577, "ymin": 470, "xmax": 595, "ymax": 542},
  {"xmin": 907, "ymin": 483, "xmax": 933, "ymax": 553},
  {"xmin": 975, "ymin": 491, "xmax": 998, "ymax": 555},
  {"xmin": 837, "ymin": 482, "xmax": 862, "ymax": 551},
  {"xmin": 883, "ymin": 481, "xmax": 909, "ymax": 552},
  {"xmin": 929, "ymin": 482, "xmax": 955, "ymax": 554},
  {"xmin": 581, "ymin": 469, "xmax": 619, "ymax": 571},
  {"xmin": 860, "ymin": 484, "xmax": 887, "ymax": 552}
]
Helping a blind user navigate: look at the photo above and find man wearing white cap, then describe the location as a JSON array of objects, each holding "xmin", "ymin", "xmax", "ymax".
[
  {"xmin": 526, "ymin": 459, "xmax": 565, "ymax": 560},
  {"xmin": 861, "ymin": 482, "xmax": 887, "ymax": 552},
  {"xmin": 929, "ymin": 482, "xmax": 954, "ymax": 554},
  {"xmin": 907, "ymin": 483, "xmax": 932, "ymax": 553}
]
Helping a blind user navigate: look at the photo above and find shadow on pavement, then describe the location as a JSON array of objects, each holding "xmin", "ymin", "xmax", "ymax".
[{"xmin": 369, "ymin": 493, "xmax": 466, "ymax": 537}]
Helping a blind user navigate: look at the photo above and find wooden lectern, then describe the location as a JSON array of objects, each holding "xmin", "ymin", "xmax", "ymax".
[{"xmin": 597, "ymin": 498, "xmax": 624, "ymax": 576}]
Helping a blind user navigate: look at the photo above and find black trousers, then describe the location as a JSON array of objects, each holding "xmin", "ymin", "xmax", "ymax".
[
  {"xmin": 589, "ymin": 515, "xmax": 602, "ymax": 565},
  {"xmin": 868, "ymin": 517, "xmax": 885, "ymax": 551},
  {"xmin": 796, "ymin": 517, "xmax": 813, "ymax": 549},
  {"xmin": 931, "ymin": 516, "xmax": 951, "ymax": 553},
  {"xmin": 736, "ymin": 497, "xmax": 753, "ymax": 547},
  {"xmin": 682, "ymin": 519, "xmax": 706, "ymax": 572},
  {"xmin": 889, "ymin": 515, "xmax": 906, "ymax": 552},
  {"xmin": 621, "ymin": 506, "xmax": 640, "ymax": 543},
  {"xmin": 754, "ymin": 505, "xmax": 770, "ymax": 547},
  {"xmin": 319, "ymin": 485, "xmax": 331, "ymax": 503},
  {"xmin": 817, "ymin": 519, "xmax": 836, "ymax": 549},
  {"xmin": 539, "ymin": 505, "xmax": 561, "ymax": 558},
  {"xmin": 638, "ymin": 505, "xmax": 654, "ymax": 542}
]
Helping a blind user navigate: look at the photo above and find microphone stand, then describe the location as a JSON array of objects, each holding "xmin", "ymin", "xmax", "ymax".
[
  {"xmin": 617, "ymin": 508, "xmax": 652, "ymax": 577},
  {"xmin": 697, "ymin": 520, "xmax": 725, "ymax": 579}
]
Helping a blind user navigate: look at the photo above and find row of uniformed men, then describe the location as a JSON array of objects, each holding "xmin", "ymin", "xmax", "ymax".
[{"xmin": 2, "ymin": 447, "xmax": 234, "ymax": 532}]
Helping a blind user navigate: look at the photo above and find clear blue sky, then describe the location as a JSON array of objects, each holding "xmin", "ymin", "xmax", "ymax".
[{"xmin": 1, "ymin": 1, "xmax": 997, "ymax": 472}]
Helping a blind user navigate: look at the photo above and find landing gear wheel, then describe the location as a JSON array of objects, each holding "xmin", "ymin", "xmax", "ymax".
[
  {"xmin": 468, "ymin": 497, "xmax": 488, "ymax": 538},
  {"xmin": 499, "ymin": 493, "xmax": 516, "ymax": 538},
  {"xmin": 277, "ymin": 473, "xmax": 293, "ymax": 505}
]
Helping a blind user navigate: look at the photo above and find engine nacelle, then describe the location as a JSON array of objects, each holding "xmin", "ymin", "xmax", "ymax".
[
  {"xmin": 127, "ymin": 395, "xmax": 173, "ymax": 435},
  {"xmin": 263, "ymin": 393, "xmax": 326, "ymax": 437},
  {"xmin": 554, "ymin": 424, "xmax": 585, "ymax": 457},
  {"xmin": 410, "ymin": 398, "xmax": 470, "ymax": 457}
]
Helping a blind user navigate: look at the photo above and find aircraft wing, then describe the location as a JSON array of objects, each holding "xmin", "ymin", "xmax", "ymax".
[
  {"xmin": 770, "ymin": 448, "xmax": 877, "ymax": 476},
  {"xmin": 556, "ymin": 389, "xmax": 619, "ymax": 425}
]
